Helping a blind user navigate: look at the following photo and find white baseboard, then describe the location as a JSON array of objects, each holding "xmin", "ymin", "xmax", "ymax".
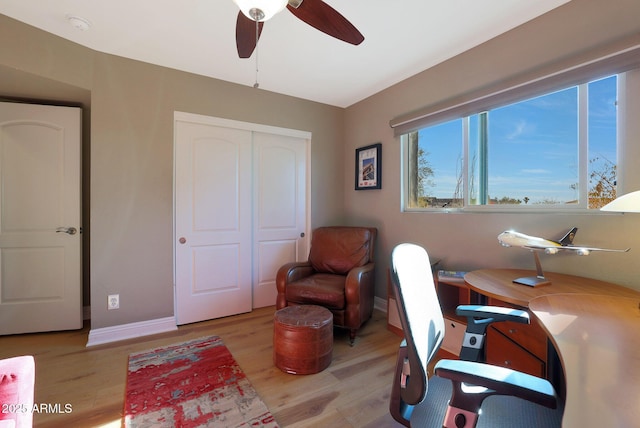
[
  {"xmin": 374, "ymin": 296, "xmax": 387, "ymax": 313},
  {"xmin": 86, "ymin": 299, "xmax": 387, "ymax": 347},
  {"xmin": 86, "ymin": 316, "xmax": 177, "ymax": 347}
]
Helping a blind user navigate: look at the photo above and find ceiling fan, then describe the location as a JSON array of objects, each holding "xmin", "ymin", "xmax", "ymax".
[{"xmin": 233, "ymin": 0, "xmax": 365, "ymax": 58}]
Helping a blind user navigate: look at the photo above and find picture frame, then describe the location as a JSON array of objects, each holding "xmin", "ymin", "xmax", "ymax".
[{"xmin": 355, "ymin": 143, "xmax": 382, "ymax": 190}]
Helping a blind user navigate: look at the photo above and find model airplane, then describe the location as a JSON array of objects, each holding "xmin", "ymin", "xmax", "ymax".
[{"xmin": 498, "ymin": 227, "xmax": 630, "ymax": 256}]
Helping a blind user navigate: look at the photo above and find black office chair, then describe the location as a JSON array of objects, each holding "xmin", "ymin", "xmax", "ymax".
[{"xmin": 389, "ymin": 243, "xmax": 563, "ymax": 428}]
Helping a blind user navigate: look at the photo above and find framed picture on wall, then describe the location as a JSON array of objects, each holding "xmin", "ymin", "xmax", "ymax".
[{"xmin": 355, "ymin": 143, "xmax": 382, "ymax": 190}]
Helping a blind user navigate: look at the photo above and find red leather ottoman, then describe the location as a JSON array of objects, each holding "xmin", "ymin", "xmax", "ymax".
[{"xmin": 273, "ymin": 305, "xmax": 333, "ymax": 375}]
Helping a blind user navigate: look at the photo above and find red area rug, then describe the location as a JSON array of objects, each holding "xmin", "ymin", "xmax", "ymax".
[{"xmin": 124, "ymin": 335, "xmax": 278, "ymax": 427}]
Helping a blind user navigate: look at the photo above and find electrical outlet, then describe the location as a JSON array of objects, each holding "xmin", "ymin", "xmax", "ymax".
[{"xmin": 108, "ymin": 294, "xmax": 120, "ymax": 310}]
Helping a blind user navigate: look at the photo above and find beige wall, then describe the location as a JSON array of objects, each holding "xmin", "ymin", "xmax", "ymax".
[
  {"xmin": 2, "ymin": 0, "xmax": 640, "ymax": 332},
  {"xmin": 0, "ymin": 14, "xmax": 346, "ymax": 329},
  {"xmin": 344, "ymin": 0, "xmax": 640, "ymax": 299}
]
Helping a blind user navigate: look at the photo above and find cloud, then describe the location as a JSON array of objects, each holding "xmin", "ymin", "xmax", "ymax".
[{"xmin": 507, "ymin": 120, "xmax": 528, "ymax": 140}]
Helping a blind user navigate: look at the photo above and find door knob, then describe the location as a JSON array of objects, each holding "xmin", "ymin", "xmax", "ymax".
[
  {"xmin": 56, "ymin": 227, "xmax": 77, "ymax": 235},
  {"xmin": 179, "ymin": 237, "xmax": 187, "ymax": 244},
  {"xmin": 300, "ymin": 232, "xmax": 305, "ymax": 238}
]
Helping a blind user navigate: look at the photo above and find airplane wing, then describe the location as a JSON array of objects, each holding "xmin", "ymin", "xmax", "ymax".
[
  {"xmin": 558, "ymin": 245, "xmax": 629, "ymax": 253},
  {"xmin": 533, "ymin": 245, "xmax": 630, "ymax": 255}
]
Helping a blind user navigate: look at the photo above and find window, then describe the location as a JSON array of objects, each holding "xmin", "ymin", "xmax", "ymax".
[{"xmin": 403, "ymin": 75, "xmax": 618, "ymax": 210}]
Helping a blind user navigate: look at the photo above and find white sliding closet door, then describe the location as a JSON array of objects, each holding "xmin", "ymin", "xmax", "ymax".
[
  {"xmin": 252, "ymin": 131, "xmax": 308, "ymax": 308},
  {"xmin": 174, "ymin": 113, "xmax": 309, "ymax": 324}
]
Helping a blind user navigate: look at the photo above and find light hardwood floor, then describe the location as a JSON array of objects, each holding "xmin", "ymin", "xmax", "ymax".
[{"xmin": 0, "ymin": 307, "xmax": 406, "ymax": 427}]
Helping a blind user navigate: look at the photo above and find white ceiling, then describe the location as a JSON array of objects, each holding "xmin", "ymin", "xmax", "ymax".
[{"xmin": 0, "ymin": 0, "xmax": 569, "ymax": 107}]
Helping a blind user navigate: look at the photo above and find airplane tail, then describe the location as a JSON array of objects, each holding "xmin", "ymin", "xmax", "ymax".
[{"xmin": 558, "ymin": 227, "xmax": 578, "ymax": 246}]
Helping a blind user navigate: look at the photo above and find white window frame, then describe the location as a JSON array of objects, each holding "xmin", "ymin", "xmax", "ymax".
[{"xmin": 401, "ymin": 80, "xmax": 621, "ymax": 213}]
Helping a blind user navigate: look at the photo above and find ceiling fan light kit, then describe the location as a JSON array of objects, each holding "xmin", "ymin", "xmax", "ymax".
[{"xmin": 233, "ymin": 0, "xmax": 288, "ymax": 22}]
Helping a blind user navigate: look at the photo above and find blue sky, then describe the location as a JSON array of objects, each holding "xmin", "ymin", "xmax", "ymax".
[{"xmin": 418, "ymin": 75, "xmax": 617, "ymax": 203}]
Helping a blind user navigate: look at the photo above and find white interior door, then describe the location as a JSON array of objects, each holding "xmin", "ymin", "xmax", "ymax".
[
  {"xmin": 252, "ymin": 132, "xmax": 308, "ymax": 308},
  {"xmin": 0, "ymin": 101, "xmax": 82, "ymax": 335},
  {"xmin": 174, "ymin": 118, "xmax": 253, "ymax": 325}
]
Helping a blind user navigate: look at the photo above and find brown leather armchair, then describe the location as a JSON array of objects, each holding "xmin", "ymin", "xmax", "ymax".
[{"xmin": 276, "ymin": 226, "xmax": 377, "ymax": 345}]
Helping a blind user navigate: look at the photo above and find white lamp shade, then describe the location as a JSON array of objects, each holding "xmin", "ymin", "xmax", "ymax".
[
  {"xmin": 600, "ymin": 190, "xmax": 640, "ymax": 212},
  {"xmin": 233, "ymin": 0, "xmax": 288, "ymax": 21}
]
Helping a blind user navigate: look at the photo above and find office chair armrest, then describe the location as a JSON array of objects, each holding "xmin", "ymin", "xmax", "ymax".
[
  {"xmin": 456, "ymin": 305, "xmax": 529, "ymax": 328},
  {"xmin": 435, "ymin": 359, "xmax": 558, "ymax": 410},
  {"xmin": 455, "ymin": 305, "xmax": 529, "ymax": 362}
]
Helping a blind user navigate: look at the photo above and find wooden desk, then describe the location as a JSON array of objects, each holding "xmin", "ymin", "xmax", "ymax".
[
  {"xmin": 464, "ymin": 269, "xmax": 640, "ymax": 307},
  {"xmin": 464, "ymin": 269, "xmax": 640, "ymax": 427},
  {"xmin": 530, "ymin": 294, "xmax": 640, "ymax": 428}
]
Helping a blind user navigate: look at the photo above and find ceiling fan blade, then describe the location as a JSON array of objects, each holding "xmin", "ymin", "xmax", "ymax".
[
  {"xmin": 236, "ymin": 11, "xmax": 264, "ymax": 58},
  {"xmin": 287, "ymin": 0, "xmax": 364, "ymax": 45}
]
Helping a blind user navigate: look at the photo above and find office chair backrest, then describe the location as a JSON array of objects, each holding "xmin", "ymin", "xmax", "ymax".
[{"xmin": 390, "ymin": 243, "xmax": 445, "ymax": 405}]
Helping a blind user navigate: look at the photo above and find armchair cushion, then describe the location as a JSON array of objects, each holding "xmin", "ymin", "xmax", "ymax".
[
  {"xmin": 285, "ymin": 273, "xmax": 346, "ymax": 309},
  {"xmin": 309, "ymin": 227, "xmax": 373, "ymax": 274}
]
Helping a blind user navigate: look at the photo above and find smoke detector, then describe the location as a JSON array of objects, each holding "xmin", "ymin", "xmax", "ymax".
[{"xmin": 66, "ymin": 14, "xmax": 91, "ymax": 31}]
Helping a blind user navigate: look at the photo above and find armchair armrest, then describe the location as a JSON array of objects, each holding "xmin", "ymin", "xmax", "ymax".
[
  {"xmin": 455, "ymin": 305, "xmax": 529, "ymax": 362},
  {"xmin": 275, "ymin": 261, "xmax": 314, "ymax": 309},
  {"xmin": 435, "ymin": 359, "xmax": 557, "ymax": 410},
  {"xmin": 344, "ymin": 262, "xmax": 376, "ymax": 328},
  {"xmin": 276, "ymin": 261, "xmax": 314, "ymax": 285},
  {"xmin": 344, "ymin": 262, "xmax": 375, "ymax": 302}
]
